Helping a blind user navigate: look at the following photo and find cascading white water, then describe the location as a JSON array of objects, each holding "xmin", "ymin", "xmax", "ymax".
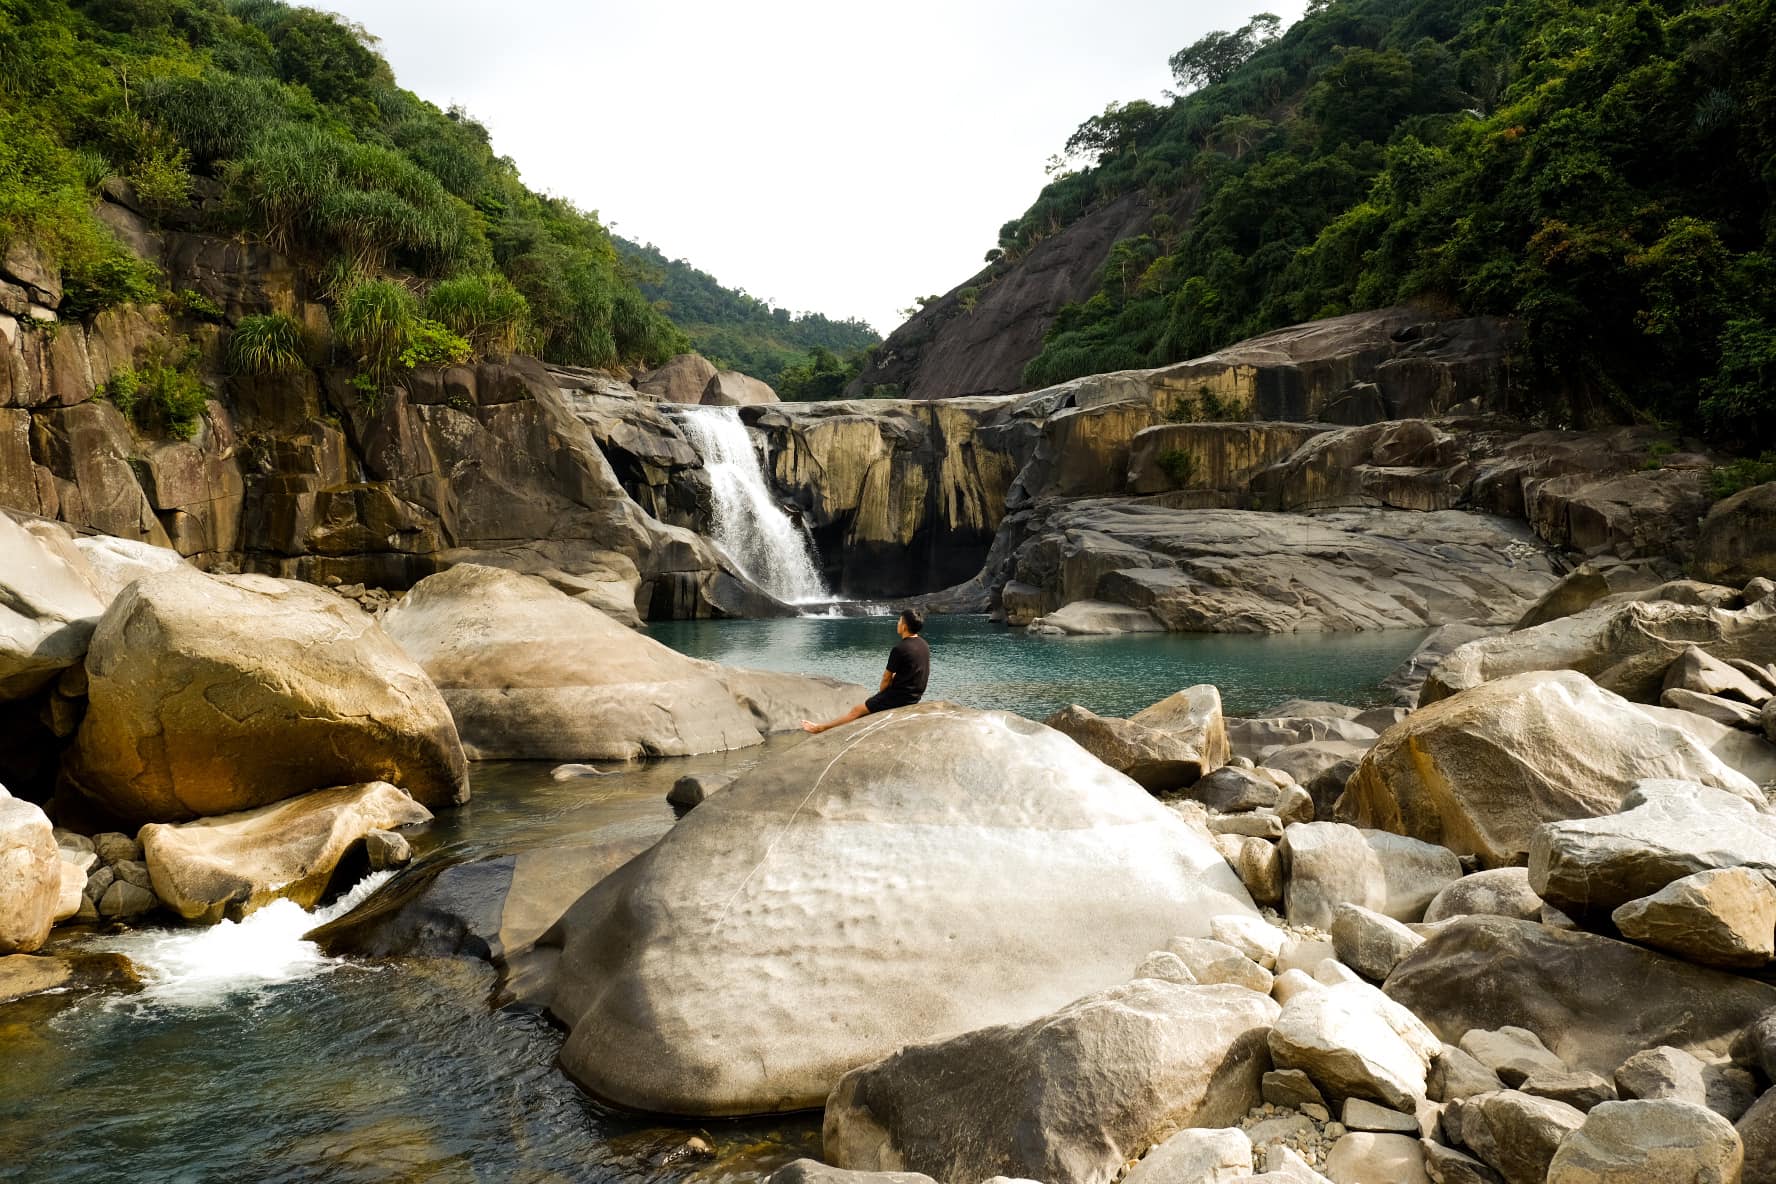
[
  {"xmin": 89, "ymin": 870, "xmax": 393, "ymax": 1009},
  {"xmin": 677, "ymin": 405, "xmax": 830, "ymax": 604}
]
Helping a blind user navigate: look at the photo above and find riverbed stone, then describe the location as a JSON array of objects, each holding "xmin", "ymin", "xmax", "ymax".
[
  {"xmin": 1323, "ymin": 1132, "xmax": 1426, "ymax": 1184},
  {"xmin": 141, "ymin": 781, "xmax": 432, "ymax": 923},
  {"xmin": 1545, "ymin": 1098, "xmax": 1742, "ymax": 1184},
  {"xmin": 0, "ymin": 511, "xmax": 106, "ymax": 700},
  {"xmin": 1528, "ymin": 780, "xmax": 1776, "ymax": 917},
  {"xmin": 1134, "ymin": 950, "xmax": 1198, "ymax": 985},
  {"xmin": 1610, "ymin": 866, "xmax": 1776, "ymax": 969},
  {"xmin": 382, "ymin": 564, "xmax": 862, "ymax": 760},
  {"xmin": 1267, "ymin": 980, "xmax": 1438, "ymax": 1111},
  {"xmin": 1344, "ymin": 671, "xmax": 1761, "ymax": 868},
  {"xmin": 1227, "ymin": 835, "xmax": 1284, "ymax": 905},
  {"xmin": 1045, "ymin": 704, "xmax": 1219, "ymax": 791},
  {"xmin": 1188, "ymin": 766, "xmax": 1281, "ymax": 813},
  {"xmin": 548, "ymin": 703, "xmax": 1258, "ymax": 1115},
  {"xmin": 1457, "ymin": 1091, "xmax": 1585, "ymax": 1184},
  {"xmin": 1265, "ymin": 1069, "xmax": 1327, "ymax": 1110},
  {"xmin": 1741, "ymin": 1089, "xmax": 1776, "ymax": 1184},
  {"xmin": 767, "ymin": 1160, "xmax": 935, "ymax": 1184},
  {"xmin": 1664, "ymin": 644, "xmax": 1772, "ymax": 705},
  {"xmin": 64, "ymin": 565, "xmax": 468, "ymax": 825},
  {"xmin": 0, "ymin": 788, "xmax": 60, "ymax": 953},
  {"xmin": 1123, "ymin": 1126, "xmax": 1255, "ymax": 1184},
  {"xmin": 1614, "ymin": 1046, "xmax": 1758, "ymax": 1121},
  {"xmin": 1419, "ymin": 1142, "xmax": 1501, "ymax": 1184},
  {"xmin": 1519, "ymin": 1070, "xmax": 1617, "ymax": 1112},
  {"xmin": 1422, "ymin": 869, "xmax": 1542, "ymax": 925},
  {"xmin": 1283, "ymin": 823, "xmax": 1462, "ymax": 929},
  {"xmin": 1382, "ymin": 916, "xmax": 1776, "ymax": 1077},
  {"xmin": 823, "ymin": 979, "xmax": 1278, "ymax": 1184},
  {"xmin": 1661, "ymin": 686, "xmax": 1765, "ymax": 728},
  {"xmin": 1427, "ymin": 1044, "xmax": 1503, "ymax": 1103},
  {"xmin": 1330, "ymin": 904, "xmax": 1424, "ymax": 982},
  {"xmin": 1166, "ymin": 936, "xmax": 1273, "ymax": 993},
  {"xmin": 98, "ymin": 877, "xmax": 155, "ymax": 918},
  {"xmin": 1457, "ymin": 1027, "xmax": 1566, "ymax": 1087},
  {"xmin": 1130, "ymin": 684, "xmax": 1231, "ymax": 770}
]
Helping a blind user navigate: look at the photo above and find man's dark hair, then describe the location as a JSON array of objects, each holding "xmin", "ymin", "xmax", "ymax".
[{"xmin": 899, "ymin": 608, "xmax": 925, "ymax": 634}]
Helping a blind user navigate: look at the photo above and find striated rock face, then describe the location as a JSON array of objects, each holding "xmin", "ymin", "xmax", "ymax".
[
  {"xmin": 546, "ymin": 704, "xmax": 1256, "ymax": 1115},
  {"xmin": 997, "ymin": 500, "xmax": 1558, "ymax": 632},
  {"xmin": 63, "ymin": 564, "xmax": 469, "ymax": 825},
  {"xmin": 0, "ymin": 206, "xmax": 764, "ymax": 620},
  {"xmin": 822, "ymin": 979, "xmax": 1279, "ymax": 1184},
  {"xmin": 381, "ymin": 564, "xmax": 862, "ymax": 761},
  {"xmin": 753, "ymin": 397, "xmax": 1040, "ymax": 597}
]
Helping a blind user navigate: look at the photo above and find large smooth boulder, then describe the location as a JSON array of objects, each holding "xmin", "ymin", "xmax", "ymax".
[
  {"xmin": 1527, "ymin": 780, "xmax": 1776, "ymax": 917},
  {"xmin": 1131, "ymin": 685, "xmax": 1231, "ymax": 770},
  {"xmin": 382, "ymin": 564, "xmax": 861, "ymax": 760},
  {"xmin": 1423, "ymin": 593, "xmax": 1776, "ymax": 705},
  {"xmin": 0, "ymin": 514, "xmax": 186, "ymax": 703},
  {"xmin": 1611, "ymin": 867, "xmax": 1776, "ymax": 970},
  {"xmin": 1545, "ymin": 1098, "xmax": 1742, "ymax": 1184},
  {"xmin": 1342, "ymin": 671, "xmax": 1760, "ymax": 868},
  {"xmin": 1283, "ymin": 823, "xmax": 1462, "ymax": 929},
  {"xmin": 1422, "ymin": 868, "xmax": 1543, "ymax": 924},
  {"xmin": 634, "ymin": 353, "xmax": 718, "ymax": 404},
  {"xmin": 546, "ymin": 704, "xmax": 1258, "ymax": 1115},
  {"xmin": 63, "ymin": 566, "xmax": 468, "ymax": 825},
  {"xmin": 0, "ymin": 512, "xmax": 105, "ymax": 699},
  {"xmin": 1383, "ymin": 917, "xmax": 1776, "ymax": 1076},
  {"xmin": 1457, "ymin": 1091, "xmax": 1585, "ymax": 1184},
  {"xmin": 1693, "ymin": 481, "xmax": 1776, "ymax": 585},
  {"xmin": 1045, "ymin": 703, "xmax": 1216, "ymax": 792},
  {"xmin": 140, "ymin": 781, "xmax": 432, "ymax": 923},
  {"xmin": 702, "ymin": 369, "xmax": 778, "ymax": 407},
  {"xmin": 0, "ymin": 788, "xmax": 60, "ymax": 953},
  {"xmin": 823, "ymin": 979, "xmax": 1278, "ymax": 1184},
  {"xmin": 1742, "ymin": 1089, "xmax": 1776, "ymax": 1184}
]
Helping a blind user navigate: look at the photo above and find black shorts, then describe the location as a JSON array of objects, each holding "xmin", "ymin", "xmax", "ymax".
[{"xmin": 865, "ymin": 690, "xmax": 921, "ymax": 714}]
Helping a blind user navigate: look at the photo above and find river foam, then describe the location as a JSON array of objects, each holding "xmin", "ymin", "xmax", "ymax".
[{"xmin": 89, "ymin": 871, "xmax": 392, "ymax": 1009}]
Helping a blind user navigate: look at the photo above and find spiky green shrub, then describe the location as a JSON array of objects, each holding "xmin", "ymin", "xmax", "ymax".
[
  {"xmin": 226, "ymin": 313, "xmax": 307, "ymax": 375},
  {"xmin": 226, "ymin": 124, "xmax": 478, "ymax": 274},
  {"xmin": 336, "ymin": 279, "xmax": 469, "ymax": 386},
  {"xmin": 334, "ymin": 278, "xmax": 418, "ymax": 382},
  {"xmin": 423, "ymin": 272, "xmax": 529, "ymax": 357},
  {"xmin": 138, "ymin": 70, "xmax": 292, "ymax": 166}
]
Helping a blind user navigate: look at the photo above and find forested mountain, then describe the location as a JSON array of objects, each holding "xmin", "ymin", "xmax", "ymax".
[
  {"xmin": 616, "ymin": 238, "xmax": 878, "ymax": 389},
  {"xmin": 858, "ymin": 0, "xmax": 1776, "ymax": 452},
  {"xmin": 0, "ymin": 0, "xmax": 747, "ymax": 383}
]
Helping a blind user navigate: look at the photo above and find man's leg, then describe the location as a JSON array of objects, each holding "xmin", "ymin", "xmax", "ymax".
[{"xmin": 801, "ymin": 704, "xmax": 869, "ymax": 734}]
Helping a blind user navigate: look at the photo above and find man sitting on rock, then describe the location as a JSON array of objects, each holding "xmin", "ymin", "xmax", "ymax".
[{"xmin": 801, "ymin": 609, "xmax": 930, "ymax": 734}]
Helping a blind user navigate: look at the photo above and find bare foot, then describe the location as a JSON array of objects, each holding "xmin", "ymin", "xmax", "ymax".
[{"xmin": 800, "ymin": 720, "xmax": 821, "ymax": 734}]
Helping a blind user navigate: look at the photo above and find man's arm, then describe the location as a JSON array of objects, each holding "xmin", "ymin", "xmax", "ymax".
[{"xmin": 879, "ymin": 668, "xmax": 893, "ymax": 692}]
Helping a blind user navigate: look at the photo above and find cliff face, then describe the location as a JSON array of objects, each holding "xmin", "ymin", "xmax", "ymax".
[
  {"xmin": 846, "ymin": 194, "xmax": 1154, "ymax": 400},
  {"xmin": 0, "ymin": 195, "xmax": 769, "ymax": 622},
  {"xmin": 750, "ymin": 398, "xmax": 1041, "ymax": 598}
]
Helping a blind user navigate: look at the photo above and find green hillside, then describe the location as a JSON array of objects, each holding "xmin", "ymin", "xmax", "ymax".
[
  {"xmin": 617, "ymin": 237, "xmax": 878, "ymax": 391},
  {"xmin": 0, "ymin": 0, "xmax": 687, "ymax": 381},
  {"xmin": 1006, "ymin": 0, "xmax": 1776, "ymax": 451}
]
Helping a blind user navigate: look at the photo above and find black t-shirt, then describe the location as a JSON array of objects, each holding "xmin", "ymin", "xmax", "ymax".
[{"xmin": 883, "ymin": 635, "xmax": 930, "ymax": 703}]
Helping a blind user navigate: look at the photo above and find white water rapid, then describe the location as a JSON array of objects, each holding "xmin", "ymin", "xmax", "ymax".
[
  {"xmin": 89, "ymin": 871, "xmax": 393, "ymax": 1009},
  {"xmin": 677, "ymin": 405, "xmax": 830, "ymax": 604}
]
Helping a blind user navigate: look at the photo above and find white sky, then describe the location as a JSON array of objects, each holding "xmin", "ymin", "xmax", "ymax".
[{"xmin": 322, "ymin": 1, "xmax": 1307, "ymax": 335}]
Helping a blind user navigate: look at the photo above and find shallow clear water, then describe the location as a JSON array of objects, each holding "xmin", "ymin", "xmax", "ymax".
[
  {"xmin": 1, "ymin": 756, "xmax": 818, "ymax": 1184},
  {"xmin": 651, "ymin": 614, "xmax": 1428, "ymax": 719},
  {"xmin": 1, "ymin": 621, "xmax": 1424, "ymax": 1181}
]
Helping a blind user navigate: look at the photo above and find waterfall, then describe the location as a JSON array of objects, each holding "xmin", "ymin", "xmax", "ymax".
[{"xmin": 677, "ymin": 406, "xmax": 830, "ymax": 604}]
